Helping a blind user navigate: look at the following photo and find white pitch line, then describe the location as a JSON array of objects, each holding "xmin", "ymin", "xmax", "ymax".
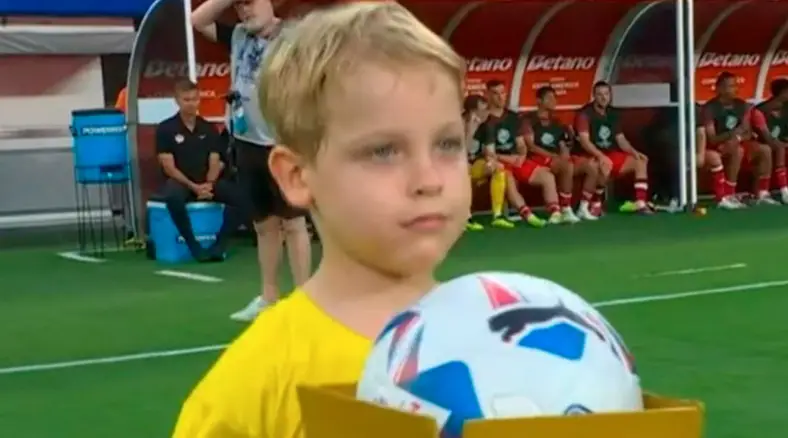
[
  {"xmin": 57, "ymin": 251, "xmax": 105, "ymax": 263},
  {"xmin": 0, "ymin": 345, "xmax": 226, "ymax": 375},
  {"xmin": 593, "ymin": 279, "xmax": 787, "ymax": 307},
  {"xmin": 636, "ymin": 263, "xmax": 747, "ymax": 278},
  {"xmin": 1, "ymin": 279, "xmax": 787, "ymax": 376},
  {"xmin": 155, "ymin": 270, "xmax": 223, "ymax": 283}
]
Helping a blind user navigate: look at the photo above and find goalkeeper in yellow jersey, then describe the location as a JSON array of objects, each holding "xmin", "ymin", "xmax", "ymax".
[
  {"xmin": 464, "ymin": 94, "xmax": 544, "ymax": 230},
  {"xmin": 172, "ymin": 2, "xmax": 471, "ymax": 437}
]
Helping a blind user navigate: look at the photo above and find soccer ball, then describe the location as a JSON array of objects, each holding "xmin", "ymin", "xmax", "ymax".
[{"xmin": 356, "ymin": 271, "xmax": 642, "ymax": 437}]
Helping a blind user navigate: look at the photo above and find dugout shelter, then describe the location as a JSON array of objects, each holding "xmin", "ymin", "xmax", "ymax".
[{"xmin": 4, "ymin": 0, "xmax": 785, "ymax": 237}]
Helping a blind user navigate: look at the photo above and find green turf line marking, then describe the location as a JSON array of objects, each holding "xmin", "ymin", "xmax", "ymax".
[
  {"xmin": 1, "ymin": 278, "xmax": 787, "ymax": 376},
  {"xmin": 57, "ymin": 251, "xmax": 105, "ymax": 263},
  {"xmin": 155, "ymin": 270, "xmax": 223, "ymax": 283},
  {"xmin": 635, "ymin": 263, "xmax": 747, "ymax": 278}
]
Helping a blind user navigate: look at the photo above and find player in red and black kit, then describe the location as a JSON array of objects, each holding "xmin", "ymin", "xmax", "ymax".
[
  {"xmin": 523, "ymin": 86, "xmax": 601, "ymax": 222},
  {"xmin": 480, "ymin": 80, "xmax": 563, "ymax": 225},
  {"xmin": 703, "ymin": 71, "xmax": 775, "ymax": 208},
  {"xmin": 750, "ymin": 78, "xmax": 788, "ymax": 204},
  {"xmin": 573, "ymin": 81, "xmax": 653, "ymax": 214}
]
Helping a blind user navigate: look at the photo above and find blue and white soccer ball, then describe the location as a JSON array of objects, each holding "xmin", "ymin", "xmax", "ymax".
[{"xmin": 357, "ymin": 272, "xmax": 642, "ymax": 437}]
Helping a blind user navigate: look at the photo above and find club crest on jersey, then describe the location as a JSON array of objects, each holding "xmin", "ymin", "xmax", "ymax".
[
  {"xmin": 540, "ymin": 132, "xmax": 555, "ymax": 146},
  {"xmin": 597, "ymin": 125, "xmax": 612, "ymax": 148},
  {"xmin": 725, "ymin": 115, "xmax": 738, "ymax": 130}
]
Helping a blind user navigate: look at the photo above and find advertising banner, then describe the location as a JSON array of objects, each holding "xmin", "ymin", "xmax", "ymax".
[
  {"xmin": 521, "ymin": 1, "xmax": 630, "ymax": 109},
  {"xmin": 444, "ymin": 2, "xmax": 550, "ymax": 99},
  {"xmin": 694, "ymin": 2, "xmax": 787, "ymax": 102}
]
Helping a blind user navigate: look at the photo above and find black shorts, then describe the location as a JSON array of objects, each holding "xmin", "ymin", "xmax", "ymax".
[{"xmin": 235, "ymin": 139, "xmax": 306, "ymax": 221}]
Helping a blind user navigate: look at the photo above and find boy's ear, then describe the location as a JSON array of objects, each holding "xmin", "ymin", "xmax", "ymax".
[{"xmin": 267, "ymin": 145, "xmax": 312, "ymax": 209}]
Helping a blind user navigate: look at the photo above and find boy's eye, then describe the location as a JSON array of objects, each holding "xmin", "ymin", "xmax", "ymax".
[
  {"xmin": 437, "ymin": 137, "xmax": 464, "ymax": 153},
  {"xmin": 366, "ymin": 144, "xmax": 398, "ymax": 160}
]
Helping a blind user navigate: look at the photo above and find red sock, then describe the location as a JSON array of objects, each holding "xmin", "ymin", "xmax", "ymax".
[
  {"xmin": 756, "ymin": 176, "xmax": 770, "ymax": 194},
  {"xmin": 710, "ymin": 165, "xmax": 725, "ymax": 201},
  {"xmin": 581, "ymin": 191, "xmax": 593, "ymax": 204},
  {"xmin": 774, "ymin": 167, "xmax": 787, "ymax": 190},
  {"xmin": 725, "ymin": 180, "xmax": 737, "ymax": 197},
  {"xmin": 546, "ymin": 203, "xmax": 560, "ymax": 214},
  {"xmin": 559, "ymin": 192, "xmax": 572, "ymax": 208},
  {"xmin": 634, "ymin": 179, "xmax": 648, "ymax": 203},
  {"xmin": 518, "ymin": 205, "xmax": 532, "ymax": 218}
]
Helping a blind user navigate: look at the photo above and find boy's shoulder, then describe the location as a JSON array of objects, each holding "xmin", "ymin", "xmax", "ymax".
[
  {"xmin": 173, "ymin": 293, "xmax": 311, "ymax": 436},
  {"xmin": 174, "ymin": 291, "xmax": 372, "ymax": 437}
]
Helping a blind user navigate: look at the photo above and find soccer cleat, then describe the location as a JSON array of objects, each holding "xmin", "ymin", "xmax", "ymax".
[
  {"xmin": 781, "ymin": 188, "xmax": 788, "ymax": 204},
  {"xmin": 466, "ymin": 221, "xmax": 485, "ymax": 231},
  {"xmin": 230, "ymin": 296, "xmax": 271, "ymax": 322},
  {"xmin": 523, "ymin": 213, "xmax": 547, "ymax": 228},
  {"xmin": 618, "ymin": 201, "xmax": 638, "ymax": 213},
  {"xmin": 560, "ymin": 208, "xmax": 581, "ymax": 224},
  {"xmin": 491, "ymin": 216, "xmax": 515, "ymax": 229},
  {"xmin": 547, "ymin": 211, "xmax": 563, "ymax": 225}
]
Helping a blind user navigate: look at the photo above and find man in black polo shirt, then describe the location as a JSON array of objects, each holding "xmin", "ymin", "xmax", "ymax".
[{"xmin": 156, "ymin": 80, "xmax": 249, "ymax": 261}]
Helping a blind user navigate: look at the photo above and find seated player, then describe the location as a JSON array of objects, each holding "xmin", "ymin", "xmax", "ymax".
[
  {"xmin": 464, "ymin": 94, "xmax": 514, "ymax": 230},
  {"xmin": 156, "ymin": 80, "xmax": 251, "ymax": 262},
  {"xmin": 751, "ymin": 78, "xmax": 788, "ymax": 204},
  {"xmin": 173, "ymin": 3, "xmax": 473, "ymax": 437},
  {"xmin": 703, "ymin": 71, "xmax": 775, "ymax": 208},
  {"xmin": 480, "ymin": 80, "xmax": 562, "ymax": 225},
  {"xmin": 574, "ymin": 81, "xmax": 652, "ymax": 214},
  {"xmin": 523, "ymin": 86, "xmax": 600, "ymax": 222}
]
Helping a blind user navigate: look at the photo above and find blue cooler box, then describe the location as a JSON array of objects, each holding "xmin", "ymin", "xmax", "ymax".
[
  {"xmin": 71, "ymin": 108, "xmax": 129, "ymax": 183},
  {"xmin": 147, "ymin": 201, "xmax": 225, "ymax": 263}
]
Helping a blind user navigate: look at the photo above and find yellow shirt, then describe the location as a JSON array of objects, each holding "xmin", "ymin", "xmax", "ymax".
[{"xmin": 172, "ymin": 290, "xmax": 372, "ymax": 438}]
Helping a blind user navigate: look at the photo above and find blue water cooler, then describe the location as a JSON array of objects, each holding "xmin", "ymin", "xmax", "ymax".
[
  {"xmin": 71, "ymin": 109, "xmax": 130, "ymax": 182},
  {"xmin": 71, "ymin": 108, "xmax": 134, "ymax": 257},
  {"xmin": 147, "ymin": 201, "xmax": 226, "ymax": 263}
]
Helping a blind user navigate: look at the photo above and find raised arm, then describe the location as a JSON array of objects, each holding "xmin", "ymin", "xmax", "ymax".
[{"xmin": 191, "ymin": 0, "xmax": 236, "ymax": 49}]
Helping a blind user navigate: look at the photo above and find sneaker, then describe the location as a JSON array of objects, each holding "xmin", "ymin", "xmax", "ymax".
[
  {"xmin": 756, "ymin": 192, "xmax": 780, "ymax": 206},
  {"xmin": 230, "ymin": 296, "xmax": 271, "ymax": 322},
  {"xmin": 490, "ymin": 216, "xmax": 515, "ymax": 229},
  {"xmin": 718, "ymin": 196, "xmax": 745, "ymax": 210},
  {"xmin": 577, "ymin": 206, "xmax": 598, "ymax": 221},
  {"xmin": 523, "ymin": 213, "xmax": 547, "ymax": 228},
  {"xmin": 465, "ymin": 221, "xmax": 484, "ymax": 231},
  {"xmin": 547, "ymin": 211, "xmax": 563, "ymax": 225},
  {"xmin": 560, "ymin": 208, "xmax": 581, "ymax": 224}
]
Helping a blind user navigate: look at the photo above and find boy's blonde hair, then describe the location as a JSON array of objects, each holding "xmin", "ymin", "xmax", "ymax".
[{"xmin": 258, "ymin": 1, "xmax": 466, "ymax": 159}]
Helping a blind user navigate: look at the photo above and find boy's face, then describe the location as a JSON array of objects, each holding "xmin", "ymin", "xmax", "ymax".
[{"xmin": 299, "ymin": 61, "xmax": 470, "ymax": 277}]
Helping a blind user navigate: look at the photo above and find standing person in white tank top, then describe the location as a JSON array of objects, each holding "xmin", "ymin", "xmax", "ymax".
[{"xmin": 192, "ymin": 0, "xmax": 312, "ymax": 321}]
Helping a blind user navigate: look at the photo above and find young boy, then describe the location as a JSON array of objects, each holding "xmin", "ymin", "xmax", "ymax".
[{"xmin": 172, "ymin": 2, "xmax": 471, "ymax": 437}]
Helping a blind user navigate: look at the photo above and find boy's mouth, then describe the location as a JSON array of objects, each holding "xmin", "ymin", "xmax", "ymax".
[{"xmin": 401, "ymin": 213, "xmax": 449, "ymax": 232}]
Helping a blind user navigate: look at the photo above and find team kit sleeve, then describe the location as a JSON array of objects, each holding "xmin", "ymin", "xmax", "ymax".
[
  {"xmin": 155, "ymin": 124, "xmax": 174, "ymax": 155},
  {"xmin": 574, "ymin": 110, "xmax": 590, "ymax": 134},
  {"xmin": 750, "ymin": 107, "xmax": 769, "ymax": 136}
]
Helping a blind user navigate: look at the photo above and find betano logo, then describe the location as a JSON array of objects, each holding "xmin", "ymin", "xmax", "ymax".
[
  {"xmin": 467, "ymin": 57, "xmax": 514, "ymax": 73},
  {"xmin": 143, "ymin": 61, "xmax": 231, "ymax": 78},
  {"xmin": 698, "ymin": 52, "xmax": 761, "ymax": 68},
  {"xmin": 526, "ymin": 55, "xmax": 596, "ymax": 72},
  {"xmin": 771, "ymin": 50, "xmax": 788, "ymax": 66}
]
